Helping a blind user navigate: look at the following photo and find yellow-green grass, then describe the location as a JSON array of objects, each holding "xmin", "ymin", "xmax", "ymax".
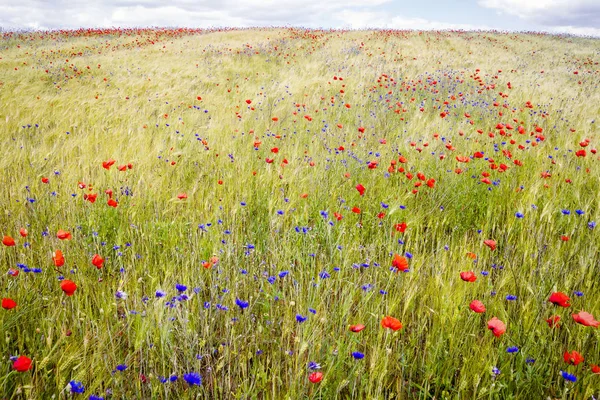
[{"xmin": 0, "ymin": 27, "xmax": 599, "ymax": 398}]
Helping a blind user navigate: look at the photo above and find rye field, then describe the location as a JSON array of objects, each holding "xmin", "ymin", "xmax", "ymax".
[{"xmin": 0, "ymin": 27, "xmax": 599, "ymax": 399}]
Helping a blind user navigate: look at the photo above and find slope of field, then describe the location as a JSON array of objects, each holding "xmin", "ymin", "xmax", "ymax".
[{"xmin": 0, "ymin": 27, "xmax": 599, "ymax": 398}]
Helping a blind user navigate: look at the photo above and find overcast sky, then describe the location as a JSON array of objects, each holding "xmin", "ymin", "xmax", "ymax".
[{"xmin": 1, "ymin": 0, "xmax": 599, "ymax": 37}]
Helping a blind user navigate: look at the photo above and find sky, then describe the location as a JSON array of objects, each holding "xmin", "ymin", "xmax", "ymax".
[{"xmin": 0, "ymin": 0, "xmax": 599, "ymax": 37}]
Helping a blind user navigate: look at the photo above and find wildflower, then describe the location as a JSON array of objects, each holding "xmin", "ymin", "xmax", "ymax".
[
  {"xmin": 309, "ymin": 371, "xmax": 323, "ymax": 383},
  {"xmin": 91, "ymin": 254, "xmax": 104, "ymax": 269},
  {"xmin": 351, "ymin": 352, "xmax": 365, "ymax": 359},
  {"xmin": 12, "ymin": 356, "xmax": 32, "ymax": 372},
  {"xmin": 572, "ymin": 311, "xmax": 599, "ymax": 327},
  {"xmin": 381, "ymin": 316, "xmax": 402, "ymax": 331},
  {"xmin": 487, "ymin": 317, "xmax": 506, "ymax": 337},
  {"xmin": 235, "ymin": 298, "xmax": 249, "ymax": 310},
  {"xmin": 2, "ymin": 298, "xmax": 17, "ymax": 310},
  {"xmin": 469, "ymin": 300, "xmax": 485, "ymax": 313},
  {"xmin": 69, "ymin": 380, "xmax": 85, "ymax": 393},
  {"xmin": 61, "ymin": 280, "xmax": 77, "ymax": 296},
  {"xmin": 460, "ymin": 271, "xmax": 477, "ymax": 282},
  {"xmin": 564, "ymin": 350, "xmax": 584, "ymax": 365},
  {"xmin": 308, "ymin": 361, "xmax": 321, "ymax": 370},
  {"xmin": 392, "ymin": 254, "xmax": 408, "ymax": 272},
  {"xmin": 56, "ymin": 230, "xmax": 72, "ymax": 240},
  {"xmin": 183, "ymin": 372, "xmax": 202, "ymax": 386},
  {"xmin": 560, "ymin": 371, "xmax": 577, "ymax": 382},
  {"xmin": 548, "ymin": 292, "xmax": 570, "ymax": 307},
  {"xmin": 296, "ymin": 314, "xmax": 307, "ymax": 323}
]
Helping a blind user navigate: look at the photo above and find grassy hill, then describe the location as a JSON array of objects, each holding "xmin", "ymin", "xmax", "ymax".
[{"xmin": 0, "ymin": 27, "xmax": 599, "ymax": 398}]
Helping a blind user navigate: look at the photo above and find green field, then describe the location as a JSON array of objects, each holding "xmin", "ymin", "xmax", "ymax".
[{"xmin": 0, "ymin": 27, "xmax": 599, "ymax": 399}]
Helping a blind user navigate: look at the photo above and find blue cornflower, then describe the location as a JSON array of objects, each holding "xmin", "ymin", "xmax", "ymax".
[
  {"xmin": 155, "ymin": 290, "xmax": 166, "ymax": 298},
  {"xmin": 575, "ymin": 209, "xmax": 584, "ymax": 215},
  {"xmin": 116, "ymin": 364, "xmax": 127, "ymax": 371},
  {"xmin": 235, "ymin": 298, "xmax": 249, "ymax": 309},
  {"xmin": 352, "ymin": 352, "xmax": 365, "ymax": 359},
  {"xmin": 561, "ymin": 209, "xmax": 571, "ymax": 215},
  {"xmin": 491, "ymin": 367, "xmax": 500, "ymax": 376},
  {"xmin": 319, "ymin": 271, "xmax": 330, "ymax": 279},
  {"xmin": 506, "ymin": 347, "xmax": 519, "ymax": 353},
  {"xmin": 69, "ymin": 380, "xmax": 85, "ymax": 393},
  {"xmin": 278, "ymin": 271, "xmax": 289, "ymax": 278},
  {"xmin": 296, "ymin": 314, "xmax": 307, "ymax": 323},
  {"xmin": 506, "ymin": 295, "xmax": 517, "ymax": 301},
  {"xmin": 515, "ymin": 212, "xmax": 524, "ymax": 218},
  {"xmin": 526, "ymin": 358, "xmax": 535, "ymax": 364},
  {"xmin": 183, "ymin": 372, "xmax": 202, "ymax": 386},
  {"xmin": 89, "ymin": 395, "xmax": 104, "ymax": 400},
  {"xmin": 169, "ymin": 375, "xmax": 178, "ymax": 382},
  {"xmin": 560, "ymin": 371, "xmax": 577, "ymax": 382},
  {"xmin": 175, "ymin": 284, "xmax": 187, "ymax": 292},
  {"xmin": 588, "ymin": 222, "xmax": 596, "ymax": 229},
  {"xmin": 574, "ymin": 291, "xmax": 584, "ymax": 297},
  {"xmin": 308, "ymin": 361, "xmax": 321, "ymax": 370}
]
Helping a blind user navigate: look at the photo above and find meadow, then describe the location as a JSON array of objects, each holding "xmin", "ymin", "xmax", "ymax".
[{"xmin": 0, "ymin": 27, "xmax": 599, "ymax": 399}]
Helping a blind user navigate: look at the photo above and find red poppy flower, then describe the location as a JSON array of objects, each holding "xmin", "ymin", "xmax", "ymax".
[
  {"xmin": 2, "ymin": 298, "xmax": 17, "ymax": 310},
  {"xmin": 177, "ymin": 193, "xmax": 188, "ymax": 200},
  {"xmin": 61, "ymin": 280, "xmax": 77, "ymax": 296},
  {"xmin": 19, "ymin": 228, "xmax": 28, "ymax": 237},
  {"xmin": 395, "ymin": 222, "xmax": 407, "ymax": 233},
  {"xmin": 53, "ymin": 250, "xmax": 65, "ymax": 267},
  {"xmin": 460, "ymin": 271, "xmax": 477, "ymax": 282},
  {"xmin": 102, "ymin": 159, "xmax": 116, "ymax": 170},
  {"xmin": 548, "ymin": 292, "xmax": 570, "ymax": 307},
  {"xmin": 12, "ymin": 356, "xmax": 32, "ymax": 372},
  {"xmin": 2, "ymin": 235, "xmax": 15, "ymax": 246},
  {"xmin": 546, "ymin": 315, "xmax": 561, "ymax": 328},
  {"xmin": 392, "ymin": 254, "xmax": 408, "ymax": 272},
  {"xmin": 487, "ymin": 317, "xmax": 506, "ymax": 337},
  {"xmin": 107, "ymin": 198, "xmax": 118, "ymax": 208},
  {"xmin": 84, "ymin": 193, "xmax": 98, "ymax": 203},
  {"xmin": 469, "ymin": 300, "xmax": 485, "ymax": 313},
  {"xmin": 92, "ymin": 254, "xmax": 104, "ymax": 269},
  {"xmin": 56, "ymin": 230, "xmax": 72, "ymax": 240},
  {"xmin": 483, "ymin": 239, "xmax": 496, "ymax": 251},
  {"xmin": 572, "ymin": 311, "xmax": 600, "ymax": 327},
  {"xmin": 564, "ymin": 350, "xmax": 584, "ymax": 365},
  {"xmin": 309, "ymin": 371, "xmax": 323, "ymax": 383},
  {"xmin": 381, "ymin": 316, "xmax": 403, "ymax": 331},
  {"xmin": 349, "ymin": 324, "xmax": 365, "ymax": 332},
  {"xmin": 591, "ymin": 365, "xmax": 600, "ymax": 374},
  {"xmin": 355, "ymin": 184, "xmax": 365, "ymax": 196},
  {"xmin": 41, "ymin": 177, "xmax": 49, "ymax": 183},
  {"xmin": 351, "ymin": 207, "xmax": 361, "ymax": 214}
]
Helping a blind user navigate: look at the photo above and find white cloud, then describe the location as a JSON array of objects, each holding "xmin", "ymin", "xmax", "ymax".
[
  {"xmin": 548, "ymin": 25, "xmax": 600, "ymax": 37},
  {"xmin": 334, "ymin": 10, "xmax": 490, "ymax": 31},
  {"xmin": 479, "ymin": 0, "xmax": 600, "ymax": 30},
  {"xmin": 0, "ymin": 0, "xmax": 394, "ymax": 30}
]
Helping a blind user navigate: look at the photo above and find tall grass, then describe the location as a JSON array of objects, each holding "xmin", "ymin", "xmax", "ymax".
[{"xmin": 0, "ymin": 28, "xmax": 599, "ymax": 398}]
